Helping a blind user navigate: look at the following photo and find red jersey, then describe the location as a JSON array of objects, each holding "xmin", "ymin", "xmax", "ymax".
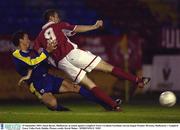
[{"xmin": 34, "ymin": 21, "xmax": 77, "ymax": 62}]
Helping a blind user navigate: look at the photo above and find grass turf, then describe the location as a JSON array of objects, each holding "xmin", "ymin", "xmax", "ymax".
[{"xmin": 0, "ymin": 101, "xmax": 180, "ymax": 123}]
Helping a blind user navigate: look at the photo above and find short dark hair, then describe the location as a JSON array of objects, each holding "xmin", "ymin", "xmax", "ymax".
[
  {"xmin": 43, "ymin": 9, "xmax": 59, "ymax": 22},
  {"xmin": 12, "ymin": 31, "xmax": 27, "ymax": 46}
]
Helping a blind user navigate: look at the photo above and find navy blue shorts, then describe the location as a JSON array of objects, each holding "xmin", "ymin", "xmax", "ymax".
[{"xmin": 32, "ymin": 74, "xmax": 64, "ymax": 95}]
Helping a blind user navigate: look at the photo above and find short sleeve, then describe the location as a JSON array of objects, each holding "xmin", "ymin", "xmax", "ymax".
[{"xmin": 60, "ymin": 22, "xmax": 77, "ymax": 36}]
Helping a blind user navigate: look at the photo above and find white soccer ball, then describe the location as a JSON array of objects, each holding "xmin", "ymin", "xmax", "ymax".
[{"xmin": 159, "ymin": 91, "xmax": 176, "ymax": 107}]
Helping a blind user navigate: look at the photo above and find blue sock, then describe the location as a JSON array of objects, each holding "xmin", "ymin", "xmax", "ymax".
[
  {"xmin": 79, "ymin": 86, "xmax": 110, "ymax": 109},
  {"xmin": 47, "ymin": 104, "xmax": 70, "ymax": 111},
  {"xmin": 56, "ymin": 104, "xmax": 70, "ymax": 111}
]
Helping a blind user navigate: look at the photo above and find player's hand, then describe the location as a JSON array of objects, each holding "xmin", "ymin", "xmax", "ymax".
[
  {"xmin": 18, "ymin": 78, "xmax": 26, "ymax": 87},
  {"xmin": 94, "ymin": 20, "xmax": 103, "ymax": 29},
  {"xmin": 18, "ymin": 76, "xmax": 29, "ymax": 87},
  {"xmin": 46, "ymin": 40, "xmax": 57, "ymax": 53},
  {"xmin": 18, "ymin": 70, "xmax": 32, "ymax": 87}
]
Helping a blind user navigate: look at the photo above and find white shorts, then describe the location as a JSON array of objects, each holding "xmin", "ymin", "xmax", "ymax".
[{"xmin": 57, "ymin": 49, "xmax": 101, "ymax": 83}]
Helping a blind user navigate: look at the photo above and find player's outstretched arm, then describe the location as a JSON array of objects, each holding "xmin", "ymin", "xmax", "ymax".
[{"xmin": 74, "ymin": 20, "xmax": 103, "ymax": 33}]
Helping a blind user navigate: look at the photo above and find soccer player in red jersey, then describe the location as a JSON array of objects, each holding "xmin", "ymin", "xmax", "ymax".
[{"xmin": 34, "ymin": 9, "xmax": 150, "ymax": 111}]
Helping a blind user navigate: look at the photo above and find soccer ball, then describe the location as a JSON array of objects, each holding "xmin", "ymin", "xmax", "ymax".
[{"xmin": 159, "ymin": 91, "xmax": 176, "ymax": 107}]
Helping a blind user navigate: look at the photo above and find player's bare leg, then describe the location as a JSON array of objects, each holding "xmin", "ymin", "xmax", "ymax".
[
  {"xmin": 59, "ymin": 80, "xmax": 80, "ymax": 93},
  {"xmin": 41, "ymin": 92, "xmax": 58, "ymax": 110},
  {"xmin": 80, "ymin": 75, "xmax": 121, "ymax": 111},
  {"xmin": 79, "ymin": 75, "xmax": 96, "ymax": 89},
  {"xmin": 94, "ymin": 60, "xmax": 150, "ymax": 88},
  {"xmin": 60, "ymin": 79, "xmax": 121, "ymax": 110},
  {"xmin": 41, "ymin": 92, "xmax": 69, "ymax": 111}
]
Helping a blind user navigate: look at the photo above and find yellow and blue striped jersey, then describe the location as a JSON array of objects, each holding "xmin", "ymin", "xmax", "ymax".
[
  {"xmin": 13, "ymin": 49, "xmax": 48, "ymax": 66},
  {"xmin": 12, "ymin": 49, "xmax": 50, "ymax": 84}
]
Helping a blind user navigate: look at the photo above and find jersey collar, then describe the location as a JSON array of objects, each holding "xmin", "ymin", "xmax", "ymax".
[
  {"xmin": 42, "ymin": 21, "xmax": 55, "ymax": 29},
  {"xmin": 19, "ymin": 49, "xmax": 31, "ymax": 57}
]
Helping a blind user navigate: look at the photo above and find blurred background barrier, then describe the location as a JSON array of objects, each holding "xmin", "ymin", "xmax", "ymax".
[{"xmin": 161, "ymin": 28, "xmax": 180, "ymax": 48}]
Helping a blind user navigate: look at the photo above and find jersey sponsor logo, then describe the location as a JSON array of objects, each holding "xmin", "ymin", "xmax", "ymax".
[
  {"xmin": 40, "ymin": 89, "xmax": 45, "ymax": 94},
  {"xmin": 163, "ymin": 66, "xmax": 171, "ymax": 81}
]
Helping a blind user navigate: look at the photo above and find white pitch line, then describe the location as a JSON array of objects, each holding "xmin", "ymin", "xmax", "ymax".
[{"xmin": 0, "ymin": 112, "xmax": 179, "ymax": 118}]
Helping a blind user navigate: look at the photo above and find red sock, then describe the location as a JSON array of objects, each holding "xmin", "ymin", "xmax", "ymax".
[
  {"xmin": 112, "ymin": 66, "xmax": 137, "ymax": 82},
  {"xmin": 91, "ymin": 86, "xmax": 117, "ymax": 109}
]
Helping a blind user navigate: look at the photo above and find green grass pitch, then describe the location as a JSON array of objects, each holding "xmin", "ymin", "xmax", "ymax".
[{"xmin": 0, "ymin": 101, "xmax": 180, "ymax": 123}]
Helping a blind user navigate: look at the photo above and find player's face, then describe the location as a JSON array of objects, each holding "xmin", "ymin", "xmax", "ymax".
[
  {"xmin": 53, "ymin": 13, "xmax": 60, "ymax": 23},
  {"xmin": 20, "ymin": 34, "xmax": 30, "ymax": 50}
]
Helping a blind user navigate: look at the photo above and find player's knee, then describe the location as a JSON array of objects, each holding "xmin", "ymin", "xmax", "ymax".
[
  {"xmin": 102, "ymin": 62, "xmax": 113, "ymax": 72},
  {"xmin": 80, "ymin": 75, "xmax": 96, "ymax": 89},
  {"xmin": 48, "ymin": 98, "xmax": 57, "ymax": 109},
  {"xmin": 96, "ymin": 60, "xmax": 113, "ymax": 73},
  {"xmin": 65, "ymin": 83, "xmax": 80, "ymax": 93},
  {"xmin": 43, "ymin": 97, "xmax": 57, "ymax": 110},
  {"xmin": 72, "ymin": 84, "xmax": 80, "ymax": 93},
  {"xmin": 62, "ymin": 80, "xmax": 80, "ymax": 93}
]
